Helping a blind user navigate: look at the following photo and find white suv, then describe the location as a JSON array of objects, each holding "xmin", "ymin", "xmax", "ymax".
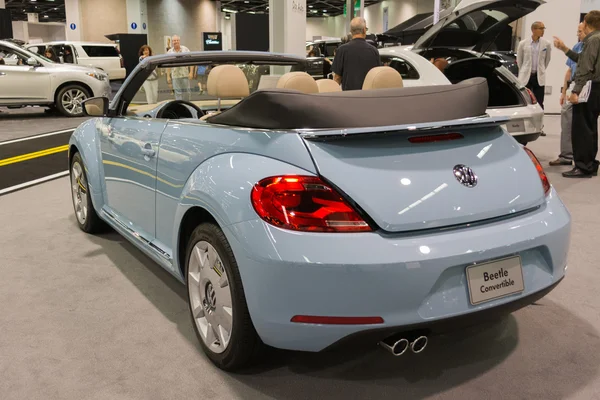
[
  {"xmin": 0, "ymin": 40, "xmax": 112, "ymax": 117},
  {"xmin": 26, "ymin": 41, "xmax": 126, "ymax": 81}
]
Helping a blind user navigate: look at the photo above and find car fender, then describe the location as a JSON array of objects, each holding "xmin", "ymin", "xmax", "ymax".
[
  {"xmin": 170, "ymin": 152, "xmax": 316, "ymax": 272},
  {"xmin": 69, "ymin": 118, "xmax": 107, "ymax": 214}
]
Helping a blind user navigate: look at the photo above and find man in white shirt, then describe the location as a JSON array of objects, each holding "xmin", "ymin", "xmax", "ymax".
[
  {"xmin": 517, "ymin": 21, "xmax": 552, "ymax": 110},
  {"xmin": 167, "ymin": 35, "xmax": 194, "ymax": 101}
]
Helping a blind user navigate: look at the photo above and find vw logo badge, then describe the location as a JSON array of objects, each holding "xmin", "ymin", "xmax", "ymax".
[{"xmin": 453, "ymin": 164, "xmax": 478, "ymax": 188}]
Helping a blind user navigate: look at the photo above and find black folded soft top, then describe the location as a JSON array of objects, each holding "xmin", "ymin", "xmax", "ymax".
[{"xmin": 207, "ymin": 77, "xmax": 488, "ymax": 130}]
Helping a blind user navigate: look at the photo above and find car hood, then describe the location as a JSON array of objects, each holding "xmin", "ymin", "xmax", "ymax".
[
  {"xmin": 412, "ymin": 0, "xmax": 545, "ymax": 52},
  {"xmin": 44, "ymin": 62, "xmax": 104, "ymax": 75}
]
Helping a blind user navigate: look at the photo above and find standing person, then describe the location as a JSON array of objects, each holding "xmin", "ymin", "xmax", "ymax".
[
  {"xmin": 550, "ymin": 23, "xmax": 585, "ymax": 167},
  {"xmin": 554, "ymin": 11, "xmax": 600, "ymax": 178},
  {"xmin": 166, "ymin": 35, "xmax": 194, "ymax": 101},
  {"xmin": 331, "ymin": 17, "xmax": 381, "ymax": 91},
  {"xmin": 139, "ymin": 45, "xmax": 159, "ymax": 104},
  {"xmin": 517, "ymin": 21, "xmax": 552, "ymax": 109}
]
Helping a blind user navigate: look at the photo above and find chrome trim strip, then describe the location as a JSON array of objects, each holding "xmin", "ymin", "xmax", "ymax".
[
  {"xmin": 299, "ymin": 115, "xmax": 510, "ymax": 141},
  {"xmin": 102, "ymin": 208, "xmax": 172, "ymax": 262}
]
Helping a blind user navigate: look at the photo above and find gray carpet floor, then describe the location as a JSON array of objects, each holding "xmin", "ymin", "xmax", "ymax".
[{"xmin": 0, "ymin": 116, "xmax": 599, "ymax": 400}]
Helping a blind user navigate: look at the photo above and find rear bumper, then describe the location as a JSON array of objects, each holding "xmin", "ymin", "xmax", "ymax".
[
  {"xmin": 109, "ymin": 68, "xmax": 126, "ymax": 81},
  {"xmin": 224, "ymin": 188, "xmax": 571, "ymax": 352},
  {"xmin": 323, "ymin": 276, "xmax": 563, "ymax": 351},
  {"xmin": 488, "ymin": 104, "xmax": 544, "ymax": 141}
]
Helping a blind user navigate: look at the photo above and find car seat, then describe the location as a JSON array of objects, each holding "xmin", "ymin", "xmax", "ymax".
[
  {"xmin": 316, "ymin": 79, "xmax": 341, "ymax": 93},
  {"xmin": 201, "ymin": 64, "xmax": 250, "ymax": 120},
  {"xmin": 362, "ymin": 66, "xmax": 404, "ymax": 90},
  {"xmin": 276, "ymin": 72, "xmax": 319, "ymax": 94}
]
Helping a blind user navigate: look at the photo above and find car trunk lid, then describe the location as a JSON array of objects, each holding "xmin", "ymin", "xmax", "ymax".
[
  {"xmin": 302, "ymin": 122, "xmax": 546, "ymax": 233},
  {"xmin": 412, "ymin": 0, "xmax": 545, "ymax": 53}
]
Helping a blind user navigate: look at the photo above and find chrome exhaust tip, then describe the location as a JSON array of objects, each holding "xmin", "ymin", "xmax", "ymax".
[
  {"xmin": 410, "ymin": 336, "xmax": 428, "ymax": 353},
  {"xmin": 379, "ymin": 337, "xmax": 409, "ymax": 356}
]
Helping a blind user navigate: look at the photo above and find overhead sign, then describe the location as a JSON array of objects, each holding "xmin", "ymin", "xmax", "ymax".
[
  {"xmin": 70, "ymin": 23, "xmax": 76, "ymax": 30},
  {"xmin": 203, "ymin": 32, "xmax": 223, "ymax": 51},
  {"xmin": 131, "ymin": 22, "xmax": 138, "ymax": 30},
  {"xmin": 143, "ymin": 22, "xmax": 147, "ymax": 30}
]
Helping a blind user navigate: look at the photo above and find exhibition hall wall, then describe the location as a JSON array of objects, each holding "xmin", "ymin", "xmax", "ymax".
[
  {"xmin": 522, "ymin": 0, "xmax": 587, "ymax": 114},
  {"xmin": 147, "ymin": 0, "xmax": 217, "ymax": 53},
  {"xmin": 306, "ymin": 0, "xmax": 436, "ymax": 41},
  {"xmin": 80, "ymin": 0, "xmax": 127, "ymax": 43}
]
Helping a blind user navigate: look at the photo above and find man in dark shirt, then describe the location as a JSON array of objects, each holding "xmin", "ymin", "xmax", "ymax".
[
  {"xmin": 332, "ymin": 17, "xmax": 381, "ymax": 91},
  {"xmin": 554, "ymin": 10, "xmax": 600, "ymax": 178}
]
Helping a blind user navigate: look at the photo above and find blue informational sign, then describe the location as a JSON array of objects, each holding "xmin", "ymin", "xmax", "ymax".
[
  {"xmin": 143, "ymin": 22, "xmax": 147, "ymax": 30},
  {"xmin": 131, "ymin": 22, "xmax": 138, "ymax": 30},
  {"xmin": 70, "ymin": 23, "xmax": 76, "ymax": 30}
]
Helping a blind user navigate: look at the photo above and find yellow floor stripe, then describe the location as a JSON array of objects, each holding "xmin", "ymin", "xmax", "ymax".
[{"xmin": 0, "ymin": 145, "xmax": 69, "ymax": 167}]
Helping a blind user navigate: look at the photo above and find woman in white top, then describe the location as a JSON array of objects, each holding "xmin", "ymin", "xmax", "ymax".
[{"xmin": 139, "ymin": 45, "xmax": 159, "ymax": 104}]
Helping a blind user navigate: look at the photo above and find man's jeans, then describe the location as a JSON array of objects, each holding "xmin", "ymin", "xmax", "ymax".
[
  {"xmin": 172, "ymin": 78, "xmax": 191, "ymax": 101},
  {"xmin": 559, "ymin": 102, "xmax": 573, "ymax": 160}
]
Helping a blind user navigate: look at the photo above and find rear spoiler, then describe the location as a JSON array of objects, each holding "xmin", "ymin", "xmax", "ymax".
[{"xmin": 298, "ymin": 115, "xmax": 510, "ymax": 141}]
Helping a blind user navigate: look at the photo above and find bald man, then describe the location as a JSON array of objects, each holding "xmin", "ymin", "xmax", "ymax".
[
  {"xmin": 167, "ymin": 35, "xmax": 194, "ymax": 101},
  {"xmin": 517, "ymin": 21, "xmax": 552, "ymax": 109},
  {"xmin": 331, "ymin": 17, "xmax": 381, "ymax": 91}
]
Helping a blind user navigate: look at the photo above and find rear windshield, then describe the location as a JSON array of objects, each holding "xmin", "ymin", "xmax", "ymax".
[{"xmin": 82, "ymin": 45, "xmax": 119, "ymax": 57}]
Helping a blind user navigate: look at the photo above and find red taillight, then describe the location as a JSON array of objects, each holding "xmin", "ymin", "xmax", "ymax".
[
  {"xmin": 526, "ymin": 88, "xmax": 538, "ymax": 104},
  {"xmin": 524, "ymin": 147, "xmax": 551, "ymax": 195},
  {"xmin": 251, "ymin": 175, "xmax": 371, "ymax": 232},
  {"xmin": 291, "ymin": 315, "xmax": 384, "ymax": 325},
  {"xmin": 408, "ymin": 132, "xmax": 464, "ymax": 144}
]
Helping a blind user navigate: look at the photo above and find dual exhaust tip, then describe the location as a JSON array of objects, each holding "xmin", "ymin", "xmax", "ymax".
[{"xmin": 379, "ymin": 335, "xmax": 428, "ymax": 356}]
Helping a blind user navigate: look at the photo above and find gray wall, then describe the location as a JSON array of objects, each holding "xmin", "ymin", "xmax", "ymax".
[{"xmin": 147, "ymin": 0, "xmax": 217, "ymax": 55}]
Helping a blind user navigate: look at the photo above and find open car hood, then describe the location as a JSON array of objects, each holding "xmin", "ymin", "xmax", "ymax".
[{"xmin": 412, "ymin": 0, "xmax": 545, "ymax": 52}]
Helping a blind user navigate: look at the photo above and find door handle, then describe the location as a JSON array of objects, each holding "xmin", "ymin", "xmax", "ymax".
[{"xmin": 142, "ymin": 143, "xmax": 155, "ymax": 157}]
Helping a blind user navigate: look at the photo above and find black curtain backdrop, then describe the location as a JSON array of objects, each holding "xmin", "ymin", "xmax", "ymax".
[
  {"xmin": 105, "ymin": 33, "xmax": 148, "ymax": 78},
  {"xmin": 0, "ymin": 9, "xmax": 13, "ymax": 39},
  {"xmin": 236, "ymin": 13, "xmax": 269, "ymax": 51}
]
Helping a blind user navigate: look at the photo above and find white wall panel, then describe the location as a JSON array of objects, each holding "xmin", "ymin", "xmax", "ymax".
[{"xmin": 521, "ymin": 0, "xmax": 582, "ymax": 113}]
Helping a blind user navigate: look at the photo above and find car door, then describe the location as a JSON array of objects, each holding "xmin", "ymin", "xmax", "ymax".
[
  {"xmin": 0, "ymin": 45, "xmax": 51, "ymax": 103},
  {"xmin": 99, "ymin": 116, "xmax": 168, "ymax": 240}
]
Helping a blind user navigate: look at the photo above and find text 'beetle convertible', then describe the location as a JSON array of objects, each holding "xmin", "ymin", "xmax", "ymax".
[{"xmin": 68, "ymin": 51, "xmax": 571, "ymax": 371}]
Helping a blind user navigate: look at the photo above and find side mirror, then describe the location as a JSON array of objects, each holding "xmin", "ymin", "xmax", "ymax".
[
  {"xmin": 83, "ymin": 97, "xmax": 109, "ymax": 117},
  {"xmin": 26, "ymin": 57, "xmax": 38, "ymax": 66}
]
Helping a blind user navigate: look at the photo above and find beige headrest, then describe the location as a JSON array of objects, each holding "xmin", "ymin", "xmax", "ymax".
[
  {"xmin": 276, "ymin": 72, "xmax": 319, "ymax": 94},
  {"xmin": 362, "ymin": 66, "xmax": 404, "ymax": 90},
  {"xmin": 316, "ymin": 79, "xmax": 341, "ymax": 93},
  {"xmin": 207, "ymin": 65, "xmax": 250, "ymax": 98}
]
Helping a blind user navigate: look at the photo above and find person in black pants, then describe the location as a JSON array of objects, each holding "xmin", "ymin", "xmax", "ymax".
[{"xmin": 554, "ymin": 11, "xmax": 600, "ymax": 178}]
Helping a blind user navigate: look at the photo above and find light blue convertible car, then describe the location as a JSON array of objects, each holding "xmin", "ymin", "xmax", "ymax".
[{"xmin": 69, "ymin": 51, "xmax": 571, "ymax": 371}]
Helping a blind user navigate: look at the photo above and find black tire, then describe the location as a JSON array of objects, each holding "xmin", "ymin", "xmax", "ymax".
[
  {"xmin": 185, "ymin": 222, "xmax": 263, "ymax": 371},
  {"xmin": 70, "ymin": 152, "xmax": 106, "ymax": 233},
  {"xmin": 55, "ymin": 84, "xmax": 90, "ymax": 117}
]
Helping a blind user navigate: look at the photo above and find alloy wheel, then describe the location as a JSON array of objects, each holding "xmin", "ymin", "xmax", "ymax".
[
  {"xmin": 71, "ymin": 161, "xmax": 88, "ymax": 225},
  {"xmin": 188, "ymin": 241, "xmax": 233, "ymax": 354},
  {"xmin": 61, "ymin": 89, "xmax": 87, "ymax": 115}
]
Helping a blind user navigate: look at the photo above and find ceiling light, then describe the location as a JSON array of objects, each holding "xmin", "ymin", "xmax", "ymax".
[{"xmin": 43, "ymin": 15, "xmax": 48, "ymax": 18}]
